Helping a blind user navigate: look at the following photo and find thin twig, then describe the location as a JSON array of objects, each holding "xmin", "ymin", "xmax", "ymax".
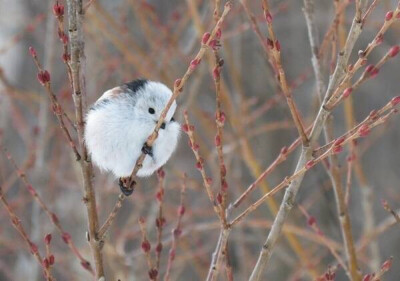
[
  {"xmin": 0, "ymin": 145, "xmax": 94, "ymax": 274},
  {"xmin": 0, "ymin": 186, "xmax": 54, "ymax": 280},
  {"xmin": 164, "ymin": 174, "xmax": 187, "ymax": 281}
]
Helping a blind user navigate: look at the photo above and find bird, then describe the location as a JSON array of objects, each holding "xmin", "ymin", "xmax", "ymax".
[{"xmin": 84, "ymin": 79, "xmax": 180, "ymax": 195}]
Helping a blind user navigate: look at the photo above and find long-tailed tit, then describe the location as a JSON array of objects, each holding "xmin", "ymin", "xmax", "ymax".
[{"xmin": 84, "ymin": 79, "xmax": 180, "ymax": 195}]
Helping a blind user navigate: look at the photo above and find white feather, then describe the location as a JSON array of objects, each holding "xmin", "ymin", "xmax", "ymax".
[{"xmin": 84, "ymin": 80, "xmax": 180, "ymax": 178}]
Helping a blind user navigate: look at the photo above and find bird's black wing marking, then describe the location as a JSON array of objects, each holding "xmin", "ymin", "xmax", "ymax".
[{"xmin": 124, "ymin": 79, "xmax": 148, "ymax": 95}]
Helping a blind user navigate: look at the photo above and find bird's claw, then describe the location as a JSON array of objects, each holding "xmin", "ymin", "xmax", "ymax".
[
  {"xmin": 119, "ymin": 177, "xmax": 136, "ymax": 196},
  {"xmin": 141, "ymin": 143, "xmax": 153, "ymax": 157}
]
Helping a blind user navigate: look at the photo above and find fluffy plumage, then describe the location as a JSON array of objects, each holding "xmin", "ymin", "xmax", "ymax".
[{"xmin": 84, "ymin": 79, "xmax": 180, "ymax": 178}]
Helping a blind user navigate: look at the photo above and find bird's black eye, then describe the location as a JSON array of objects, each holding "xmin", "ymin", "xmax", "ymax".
[
  {"xmin": 171, "ymin": 117, "xmax": 175, "ymax": 122},
  {"xmin": 148, "ymin": 108, "xmax": 155, "ymax": 114}
]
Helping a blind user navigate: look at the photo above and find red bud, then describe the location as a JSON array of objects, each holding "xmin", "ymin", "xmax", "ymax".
[
  {"xmin": 358, "ymin": 124, "xmax": 370, "ymax": 137},
  {"xmin": 202, "ymin": 32, "xmax": 211, "ymax": 44},
  {"xmin": 27, "ymin": 185, "xmax": 36, "ymax": 196},
  {"xmin": 192, "ymin": 143, "xmax": 200, "ymax": 151},
  {"xmin": 53, "ymin": 2, "xmax": 65, "ymax": 17},
  {"xmin": 189, "ymin": 59, "xmax": 201, "ymax": 70},
  {"xmin": 389, "ymin": 45, "xmax": 400, "ymax": 57},
  {"xmin": 305, "ymin": 160, "xmax": 315, "ymax": 169},
  {"xmin": 216, "ymin": 193, "xmax": 223, "ymax": 204},
  {"xmin": 307, "ymin": 216, "xmax": 316, "ymax": 226},
  {"xmin": 141, "ymin": 239, "xmax": 151, "ymax": 253},
  {"xmin": 332, "ymin": 145, "xmax": 343, "ymax": 154},
  {"xmin": 62, "ymin": 232, "xmax": 71, "ymax": 244},
  {"xmin": 342, "ymin": 87, "xmax": 353, "ymax": 98},
  {"xmin": 366, "ymin": 64, "xmax": 375, "ymax": 73},
  {"xmin": 58, "ymin": 32, "xmax": 68, "ymax": 44},
  {"xmin": 149, "ymin": 268, "xmax": 158, "ymax": 280},
  {"xmin": 385, "ymin": 11, "xmax": 393, "ymax": 21},
  {"xmin": 221, "ymin": 179, "xmax": 228, "ymax": 191},
  {"xmin": 51, "ymin": 213, "xmax": 59, "ymax": 224},
  {"xmin": 217, "ymin": 112, "xmax": 226, "ymax": 124},
  {"xmin": 375, "ymin": 34, "xmax": 383, "ymax": 45},
  {"xmin": 174, "ymin": 78, "xmax": 183, "ymax": 91},
  {"xmin": 264, "ymin": 11, "xmax": 273, "ymax": 23},
  {"xmin": 391, "ymin": 96, "xmax": 400, "ymax": 106},
  {"xmin": 215, "ymin": 135, "xmax": 221, "ymax": 146},
  {"xmin": 30, "ymin": 242, "xmax": 38, "ymax": 254},
  {"xmin": 169, "ymin": 249, "xmax": 176, "ymax": 260},
  {"xmin": 37, "ymin": 70, "xmax": 50, "ymax": 85},
  {"xmin": 157, "ymin": 168, "xmax": 165, "ymax": 179},
  {"xmin": 156, "ymin": 190, "xmax": 163, "ymax": 202},
  {"xmin": 275, "ymin": 40, "xmax": 281, "ymax": 52},
  {"xmin": 182, "ymin": 124, "xmax": 189, "ymax": 132},
  {"xmin": 215, "ymin": 28, "xmax": 222, "ymax": 39},
  {"xmin": 44, "ymin": 234, "xmax": 52, "ymax": 245},
  {"xmin": 155, "ymin": 217, "xmax": 166, "ymax": 228},
  {"xmin": 213, "ymin": 67, "xmax": 220, "ymax": 80},
  {"xmin": 43, "ymin": 258, "xmax": 50, "ymax": 269},
  {"xmin": 370, "ymin": 67, "xmax": 379, "ymax": 78},
  {"xmin": 362, "ymin": 274, "xmax": 373, "ymax": 281},
  {"xmin": 178, "ymin": 205, "xmax": 185, "ymax": 215},
  {"xmin": 208, "ymin": 39, "xmax": 220, "ymax": 50},
  {"xmin": 48, "ymin": 255, "xmax": 55, "ymax": 265},
  {"xmin": 221, "ymin": 164, "xmax": 226, "ymax": 177},
  {"xmin": 334, "ymin": 137, "xmax": 345, "ymax": 146},
  {"xmin": 381, "ymin": 257, "xmax": 392, "ymax": 271},
  {"xmin": 173, "ymin": 228, "xmax": 182, "ymax": 237},
  {"xmin": 29, "ymin": 46, "xmax": 37, "ymax": 57},
  {"xmin": 81, "ymin": 261, "xmax": 91, "ymax": 271},
  {"xmin": 265, "ymin": 38, "xmax": 274, "ymax": 50},
  {"xmin": 62, "ymin": 53, "xmax": 71, "ymax": 62}
]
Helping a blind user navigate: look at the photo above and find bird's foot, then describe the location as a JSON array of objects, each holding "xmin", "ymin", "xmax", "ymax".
[
  {"xmin": 119, "ymin": 177, "xmax": 136, "ymax": 196},
  {"xmin": 141, "ymin": 143, "xmax": 153, "ymax": 157}
]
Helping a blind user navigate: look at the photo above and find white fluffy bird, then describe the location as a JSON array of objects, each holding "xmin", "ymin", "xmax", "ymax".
[{"xmin": 84, "ymin": 79, "xmax": 180, "ymax": 194}]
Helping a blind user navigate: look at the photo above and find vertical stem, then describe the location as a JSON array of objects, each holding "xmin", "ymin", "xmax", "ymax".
[
  {"xmin": 206, "ymin": 227, "xmax": 231, "ymax": 281},
  {"xmin": 324, "ymin": 118, "xmax": 361, "ymax": 281},
  {"xmin": 66, "ymin": 0, "xmax": 104, "ymax": 279},
  {"xmin": 304, "ymin": 0, "xmax": 361, "ymax": 279}
]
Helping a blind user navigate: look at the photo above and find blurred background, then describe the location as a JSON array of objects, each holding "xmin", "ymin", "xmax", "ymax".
[{"xmin": 0, "ymin": 0, "xmax": 400, "ymax": 280}]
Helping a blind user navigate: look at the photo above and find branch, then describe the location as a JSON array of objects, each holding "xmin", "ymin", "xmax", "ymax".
[{"xmin": 66, "ymin": 0, "xmax": 104, "ymax": 279}]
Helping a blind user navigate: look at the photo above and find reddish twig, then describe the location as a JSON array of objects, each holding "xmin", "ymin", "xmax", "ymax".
[{"xmin": 164, "ymin": 174, "xmax": 187, "ymax": 281}]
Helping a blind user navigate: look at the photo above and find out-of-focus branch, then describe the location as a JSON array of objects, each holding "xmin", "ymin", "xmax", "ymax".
[
  {"xmin": 0, "ymin": 145, "xmax": 94, "ymax": 274},
  {"xmin": 164, "ymin": 175, "xmax": 187, "ymax": 281},
  {"xmin": 0, "ymin": 186, "xmax": 54, "ymax": 280},
  {"xmin": 304, "ymin": 0, "xmax": 366, "ymax": 278},
  {"xmin": 248, "ymin": 1, "xmax": 369, "ymax": 279},
  {"xmin": 303, "ymin": 0, "xmax": 324, "ymax": 100}
]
